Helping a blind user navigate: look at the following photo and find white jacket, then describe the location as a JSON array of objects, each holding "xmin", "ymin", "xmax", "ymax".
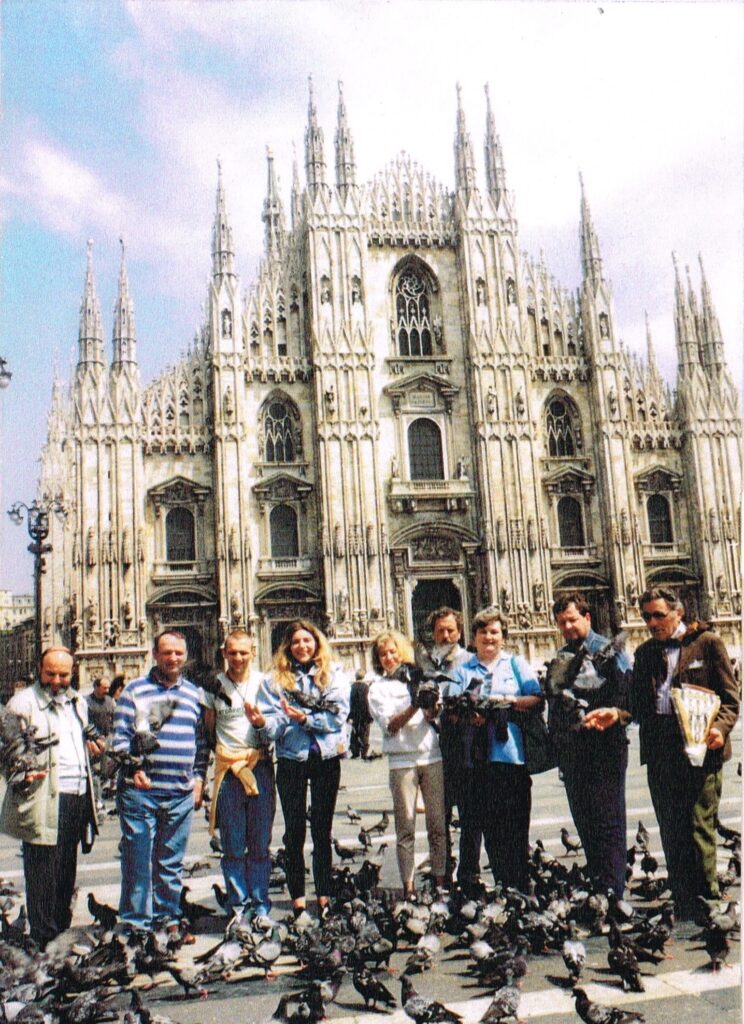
[{"xmin": 367, "ymin": 675, "xmax": 442, "ymax": 769}]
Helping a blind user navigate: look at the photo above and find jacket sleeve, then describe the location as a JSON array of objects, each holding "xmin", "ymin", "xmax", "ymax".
[
  {"xmin": 193, "ymin": 709, "xmax": 209, "ymax": 779},
  {"xmin": 302, "ymin": 666, "xmax": 351, "ymax": 735},
  {"xmin": 256, "ymin": 675, "xmax": 290, "ymax": 743},
  {"xmin": 112, "ymin": 684, "xmax": 137, "ymax": 755},
  {"xmin": 368, "ymin": 677, "xmax": 412, "ymax": 732},
  {"xmin": 708, "ymin": 634, "xmax": 740, "ymax": 739}
]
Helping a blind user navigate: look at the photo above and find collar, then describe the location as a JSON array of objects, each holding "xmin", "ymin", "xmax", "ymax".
[
  {"xmin": 34, "ymin": 682, "xmax": 79, "ymax": 712},
  {"xmin": 148, "ymin": 667, "xmax": 185, "ymax": 690}
]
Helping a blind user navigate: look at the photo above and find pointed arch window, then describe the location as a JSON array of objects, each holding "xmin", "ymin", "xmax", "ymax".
[
  {"xmin": 408, "ymin": 418, "xmax": 444, "ymax": 480},
  {"xmin": 270, "ymin": 504, "xmax": 299, "ymax": 558},
  {"xmin": 647, "ymin": 494, "xmax": 673, "ymax": 544},
  {"xmin": 166, "ymin": 507, "xmax": 196, "ymax": 562},
  {"xmin": 557, "ymin": 496, "xmax": 585, "ymax": 548},
  {"xmin": 546, "ymin": 397, "xmax": 579, "ymax": 457},
  {"xmin": 396, "ymin": 269, "xmax": 433, "ymax": 356},
  {"xmin": 264, "ymin": 399, "xmax": 296, "ymax": 463}
]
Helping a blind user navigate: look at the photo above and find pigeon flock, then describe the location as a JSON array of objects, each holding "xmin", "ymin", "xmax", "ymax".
[
  {"xmin": 0, "ymin": 794, "xmax": 740, "ymax": 1024},
  {"xmin": 0, "ymin": 706, "xmax": 740, "ymax": 1024}
]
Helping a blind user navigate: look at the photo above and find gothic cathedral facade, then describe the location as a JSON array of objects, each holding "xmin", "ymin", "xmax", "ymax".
[{"xmin": 37, "ymin": 84, "xmax": 742, "ymax": 684}]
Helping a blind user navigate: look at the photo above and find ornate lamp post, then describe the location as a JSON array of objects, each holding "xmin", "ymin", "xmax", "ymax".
[{"xmin": 7, "ymin": 498, "xmax": 67, "ymax": 660}]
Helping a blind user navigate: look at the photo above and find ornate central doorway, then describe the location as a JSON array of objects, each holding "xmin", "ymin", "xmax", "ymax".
[{"xmin": 411, "ymin": 578, "xmax": 462, "ymax": 644}]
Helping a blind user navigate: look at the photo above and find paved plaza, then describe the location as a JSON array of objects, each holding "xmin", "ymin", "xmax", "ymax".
[{"xmin": 0, "ymin": 725, "xmax": 740, "ymax": 1024}]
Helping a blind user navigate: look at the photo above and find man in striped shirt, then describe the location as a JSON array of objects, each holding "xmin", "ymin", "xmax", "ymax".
[{"xmin": 113, "ymin": 630, "xmax": 208, "ymax": 942}]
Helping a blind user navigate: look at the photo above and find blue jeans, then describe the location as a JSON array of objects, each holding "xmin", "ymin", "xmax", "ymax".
[
  {"xmin": 118, "ymin": 785, "xmax": 194, "ymax": 931},
  {"xmin": 216, "ymin": 760, "xmax": 275, "ymax": 916}
]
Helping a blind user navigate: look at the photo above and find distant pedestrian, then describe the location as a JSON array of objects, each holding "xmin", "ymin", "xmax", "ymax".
[
  {"xmin": 87, "ymin": 676, "xmax": 116, "ymax": 810},
  {"xmin": 349, "ymin": 670, "xmax": 373, "ymax": 758}
]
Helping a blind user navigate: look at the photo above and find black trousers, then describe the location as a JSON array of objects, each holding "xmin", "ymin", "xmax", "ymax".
[
  {"xmin": 349, "ymin": 720, "xmax": 371, "ymax": 758},
  {"xmin": 456, "ymin": 767, "xmax": 484, "ymax": 890},
  {"xmin": 23, "ymin": 792, "xmax": 87, "ymax": 948},
  {"xmin": 475, "ymin": 762, "xmax": 532, "ymax": 892},
  {"xmin": 276, "ymin": 754, "xmax": 341, "ymax": 900},
  {"xmin": 559, "ymin": 737, "xmax": 628, "ymax": 896}
]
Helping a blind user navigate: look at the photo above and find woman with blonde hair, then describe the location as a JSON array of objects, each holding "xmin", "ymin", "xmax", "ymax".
[
  {"xmin": 257, "ymin": 620, "xmax": 350, "ymax": 919},
  {"xmin": 368, "ymin": 630, "xmax": 447, "ymax": 896}
]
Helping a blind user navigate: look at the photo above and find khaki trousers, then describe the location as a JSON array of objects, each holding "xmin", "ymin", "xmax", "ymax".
[{"xmin": 388, "ymin": 760, "xmax": 446, "ymax": 887}]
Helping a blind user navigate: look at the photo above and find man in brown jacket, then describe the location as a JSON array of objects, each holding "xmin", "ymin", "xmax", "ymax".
[{"xmin": 585, "ymin": 586, "xmax": 739, "ymax": 919}]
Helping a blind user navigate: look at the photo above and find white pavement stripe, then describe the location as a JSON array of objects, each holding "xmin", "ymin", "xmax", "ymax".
[{"xmin": 326, "ymin": 969, "xmax": 741, "ymax": 1024}]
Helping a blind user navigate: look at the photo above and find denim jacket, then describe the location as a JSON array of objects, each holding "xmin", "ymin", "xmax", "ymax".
[{"xmin": 257, "ymin": 662, "xmax": 351, "ymax": 761}]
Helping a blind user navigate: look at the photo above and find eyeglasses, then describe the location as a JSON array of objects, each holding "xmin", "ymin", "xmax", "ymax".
[{"xmin": 641, "ymin": 610, "xmax": 671, "ymax": 622}]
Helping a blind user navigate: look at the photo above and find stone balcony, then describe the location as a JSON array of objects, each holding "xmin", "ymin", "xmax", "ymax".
[
  {"xmin": 256, "ymin": 556, "xmax": 315, "ymax": 579},
  {"xmin": 388, "ymin": 477, "xmax": 474, "ymax": 513}
]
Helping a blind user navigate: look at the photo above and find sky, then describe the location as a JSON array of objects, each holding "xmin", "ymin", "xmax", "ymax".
[{"xmin": 0, "ymin": 0, "xmax": 742, "ymax": 593}]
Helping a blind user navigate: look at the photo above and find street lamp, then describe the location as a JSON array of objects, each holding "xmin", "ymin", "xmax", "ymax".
[
  {"xmin": 7, "ymin": 498, "xmax": 67, "ymax": 660},
  {"xmin": 0, "ymin": 357, "xmax": 11, "ymax": 389}
]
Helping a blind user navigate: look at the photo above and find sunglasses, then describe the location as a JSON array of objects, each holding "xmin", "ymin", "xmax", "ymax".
[{"xmin": 641, "ymin": 610, "xmax": 671, "ymax": 622}]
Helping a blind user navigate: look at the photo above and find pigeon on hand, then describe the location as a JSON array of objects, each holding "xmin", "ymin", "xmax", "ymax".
[
  {"xmin": 130, "ymin": 696, "xmax": 178, "ymax": 758},
  {"xmin": 0, "ymin": 706, "xmax": 59, "ymax": 784}
]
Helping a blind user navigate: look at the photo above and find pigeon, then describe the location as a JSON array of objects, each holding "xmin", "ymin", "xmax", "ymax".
[
  {"xmin": 352, "ymin": 966, "xmax": 396, "ymax": 1009},
  {"xmin": 182, "ymin": 858, "xmax": 212, "ymax": 877},
  {"xmin": 607, "ymin": 944, "xmax": 644, "ymax": 992},
  {"xmin": 130, "ymin": 696, "xmax": 178, "ymax": 758},
  {"xmin": 87, "ymin": 893, "xmax": 117, "ymax": 931},
  {"xmin": 366, "ymin": 811, "xmax": 390, "ymax": 837},
  {"xmin": 180, "ymin": 885, "xmax": 215, "ymax": 927},
  {"xmin": 0, "ymin": 706, "xmax": 59, "ymax": 784},
  {"xmin": 561, "ymin": 924, "xmax": 585, "ymax": 984},
  {"xmin": 698, "ymin": 898, "xmax": 738, "ymax": 970},
  {"xmin": 333, "ymin": 837, "xmax": 364, "ymax": 863},
  {"xmin": 401, "ymin": 976, "xmax": 463, "ymax": 1024},
  {"xmin": 346, "ymin": 805, "xmax": 362, "ymax": 823},
  {"xmin": 560, "ymin": 828, "xmax": 582, "ymax": 856},
  {"xmin": 287, "ymin": 690, "xmax": 340, "ymax": 716},
  {"xmin": 635, "ymin": 821, "xmax": 651, "ymax": 852},
  {"xmin": 478, "ymin": 974, "xmax": 522, "ymax": 1024},
  {"xmin": 639, "ymin": 851, "xmax": 658, "ymax": 877},
  {"xmin": 573, "ymin": 987, "xmax": 646, "ymax": 1024},
  {"xmin": 212, "ymin": 882, "xmax": 229, "ymax": 911},
  {"xmin": 715, "ymin": 816, "xmax": 741, "ymax": 850}
]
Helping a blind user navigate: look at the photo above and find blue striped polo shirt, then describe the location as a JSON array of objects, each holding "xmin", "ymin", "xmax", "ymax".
[{"xmin": 113, "ymin": 670, "xmax": 208, "ymax": 792}]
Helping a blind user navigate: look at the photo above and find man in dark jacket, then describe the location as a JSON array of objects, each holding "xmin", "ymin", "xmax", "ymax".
[
  {"xmin": 585, "ymin": 587, "xmax": 739, "ymax": 918},
  {"xmin": 549, "ymin": 593, "xmax": 632, "ymax": 896}
]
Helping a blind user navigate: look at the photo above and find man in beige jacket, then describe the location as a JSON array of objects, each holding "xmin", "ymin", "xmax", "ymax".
[{"xmin": 0, "ymin": 647, "xmax": 103, "ymax": 947}]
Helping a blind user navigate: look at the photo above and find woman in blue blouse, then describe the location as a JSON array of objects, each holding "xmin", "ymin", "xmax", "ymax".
[
  {"xmin": 448, "ymin": 608, "xmax": 542, "ymax": 891},
  {"xmin": 257, "ymin": 621, "xmax": 350, "ymax": 918}
]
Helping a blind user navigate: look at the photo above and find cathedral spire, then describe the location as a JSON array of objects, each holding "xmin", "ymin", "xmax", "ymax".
[
  {"xmin": 644, "ymin": 310, "xmax": 660, "ymax": 381},
  {"xmin": 454, "ymin": 82, "xmax": 477, "ymax": 197},
  {"xmin": 484, "ymin": 83, "xmax": 507, "ymax": 205},
  {"xmin": 291, "ymin": 143, "xmax": 302, "ymax": 228},
  {"xmin": 262, "ymin": 147, "xmax": 285, "ymax": 261},
  {"xmin": 673, "ymin": 252, "xmax": 700, "ymax": 374},
  {"xmin": 334, "ymin": 80, "xmax": 356, "ymax": 200},
  {"xmin": 112, "ymin": 237, "xmax": 137, "ymax": 367},
  {"xmin": 698, "ymin": 253, "xmax": 725, "ymax": 375},
  {"xmin": 212, "ymin": 158, "xmax": 235, "ymax": 280},
  {"xmin": 579, "ymin": 173, "xmax": 604, "ymax": 290},
  {"xmin": 304, "ymin": 76, "xmax": 327, "ymax": 199},
  {"xmin": 78, "ymin": 239, "xmax": 104, "ymax": 368}
]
